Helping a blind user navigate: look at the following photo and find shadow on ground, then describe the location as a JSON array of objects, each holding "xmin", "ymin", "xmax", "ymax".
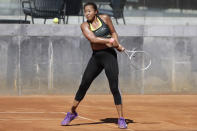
[{"xmin": 64, "ymin": 118, "xmax": 134, "ymax": 126}]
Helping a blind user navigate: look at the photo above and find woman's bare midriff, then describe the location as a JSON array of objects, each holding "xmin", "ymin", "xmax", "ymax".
[{"xmin": 91, "ymin": 43, "xmax": 110, "ymax": 50}]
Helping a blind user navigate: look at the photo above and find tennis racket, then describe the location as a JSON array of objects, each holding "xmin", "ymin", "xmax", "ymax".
[{"xmin": 124, "ymin": 48, "xmax": 151, "ymax": 71}]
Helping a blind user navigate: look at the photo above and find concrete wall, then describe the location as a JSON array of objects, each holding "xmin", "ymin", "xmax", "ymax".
[{"xmin": 0, "ymin": 24, "xmax": 197, "ymax": 95}]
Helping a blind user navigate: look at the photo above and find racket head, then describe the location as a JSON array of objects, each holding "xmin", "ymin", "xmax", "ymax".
[{"xmin": 124, "ymin": 49, "xmax": 151, "ymax": 71}]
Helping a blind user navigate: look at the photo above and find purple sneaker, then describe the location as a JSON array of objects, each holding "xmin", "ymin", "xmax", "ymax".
[
  {"xmin": 118, "ymin": 117, "xmax": 127, "ymax": 129},
  {"xmin": 61, "ymin": 112, "xmax": 78, "ymax": 125}
]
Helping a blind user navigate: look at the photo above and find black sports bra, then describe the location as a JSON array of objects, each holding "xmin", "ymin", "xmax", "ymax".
[{"xmin": 88, "ymin": 16, "xmax": 111, "ymax": 38}]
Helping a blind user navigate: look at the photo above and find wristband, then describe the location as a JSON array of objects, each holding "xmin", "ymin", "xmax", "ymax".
[{"xmin": 109, "ymin": 38, "xmax": 114, "ymax": 43}]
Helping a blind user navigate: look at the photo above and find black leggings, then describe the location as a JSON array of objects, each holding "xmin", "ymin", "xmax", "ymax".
[{"xmin": 75, "ymin": 48, "xmax": 122, "ymax": 105}]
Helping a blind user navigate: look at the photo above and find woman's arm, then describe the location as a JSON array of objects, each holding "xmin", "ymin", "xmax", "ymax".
[
  {"xmin": 80, "ymin": 22, "xmax": 113, "ymax": 46},
  {"xmin": 101, "ymin": 15, "xmax": 125, "ymax": 51}
]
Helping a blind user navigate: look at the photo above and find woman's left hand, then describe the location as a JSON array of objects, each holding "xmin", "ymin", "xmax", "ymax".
[{"xmin": 116, "ymin": 44, "xmax": 125, "ymax": 52}]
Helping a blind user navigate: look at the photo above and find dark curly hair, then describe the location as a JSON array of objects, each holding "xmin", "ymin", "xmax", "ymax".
[{"xmin": 83, "ymin": 2, "xmax": 98, "ymax": 11}]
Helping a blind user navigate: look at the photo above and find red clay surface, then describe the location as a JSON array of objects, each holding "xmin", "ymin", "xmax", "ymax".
[{"xmin": 0, "ymin": 95, "xmax": 197, "ymax": 131}]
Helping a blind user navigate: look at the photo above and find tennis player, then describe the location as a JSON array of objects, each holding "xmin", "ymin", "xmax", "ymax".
[{"xmin": 61, "ymin": 2, "xmax": 127, "ymax": 129}]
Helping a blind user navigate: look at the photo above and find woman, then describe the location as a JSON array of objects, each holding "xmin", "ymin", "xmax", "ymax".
[{"xmin": 61, "ymin": 2, "xmax": 127, "ymax": 129}]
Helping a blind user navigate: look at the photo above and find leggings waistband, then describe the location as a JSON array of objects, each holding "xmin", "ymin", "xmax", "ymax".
[{"xmin": 93, "ymin": 47, "xmax": 115, "ymax": 54}]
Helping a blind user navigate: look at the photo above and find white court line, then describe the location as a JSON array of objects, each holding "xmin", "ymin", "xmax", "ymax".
[
  {"xmin": 0, "ymin": 112, "xmax": 134, "ymax": 131},
  {"xmin": 0, "ymin": 112, "xmax": 65, "ymax": 114},
  {"xmin": 0, "ymin": 112, "xmax": 65, "ymax": 121},
  {"xmin": 0, "ymin": 118, "xmax": 62, "ymax": 120}
]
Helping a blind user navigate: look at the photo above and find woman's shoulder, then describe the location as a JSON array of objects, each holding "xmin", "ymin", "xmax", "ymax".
[
  {"xmin": 80, "ymin": 21, "xmax": 89, "ymax": 29},
  {"xmin": 98, "ymin": 14, "xmax": 110, "ymax": 20},
  {"xmin": 98, "ymin": 14, "xmax": 111, "ymax": 24}
]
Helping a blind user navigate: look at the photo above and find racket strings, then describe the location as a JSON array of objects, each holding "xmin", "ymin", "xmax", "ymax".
[{"xmin": 124, "ymin": 50, "xmax": 151, "ymax": 70}]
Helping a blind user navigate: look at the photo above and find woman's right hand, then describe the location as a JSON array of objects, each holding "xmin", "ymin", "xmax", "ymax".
[
  {"xmin": 108, "ymin": 38, "xmax": 125, "ymax": 52},
  {"xmin": 109, "ymin": 38, "xmax": 115, "ymax": 43},
  {"xmin": 109, "ymin": 38, "xmax": 119, "ymax": 48},
  {"xmin": 105, "ymin": 38, "xmax": 114, "ymax": 47}
]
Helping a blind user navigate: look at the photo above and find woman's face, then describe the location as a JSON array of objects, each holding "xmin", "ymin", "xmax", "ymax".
[{"xmin": 84, "ymin": 5, "xmax": 97, "ymax": 21}]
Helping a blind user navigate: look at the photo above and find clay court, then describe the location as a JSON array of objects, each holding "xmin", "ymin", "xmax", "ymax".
[{"xmin": 0, "ymin": 95, "xmax": 196, "ymax": 131}]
